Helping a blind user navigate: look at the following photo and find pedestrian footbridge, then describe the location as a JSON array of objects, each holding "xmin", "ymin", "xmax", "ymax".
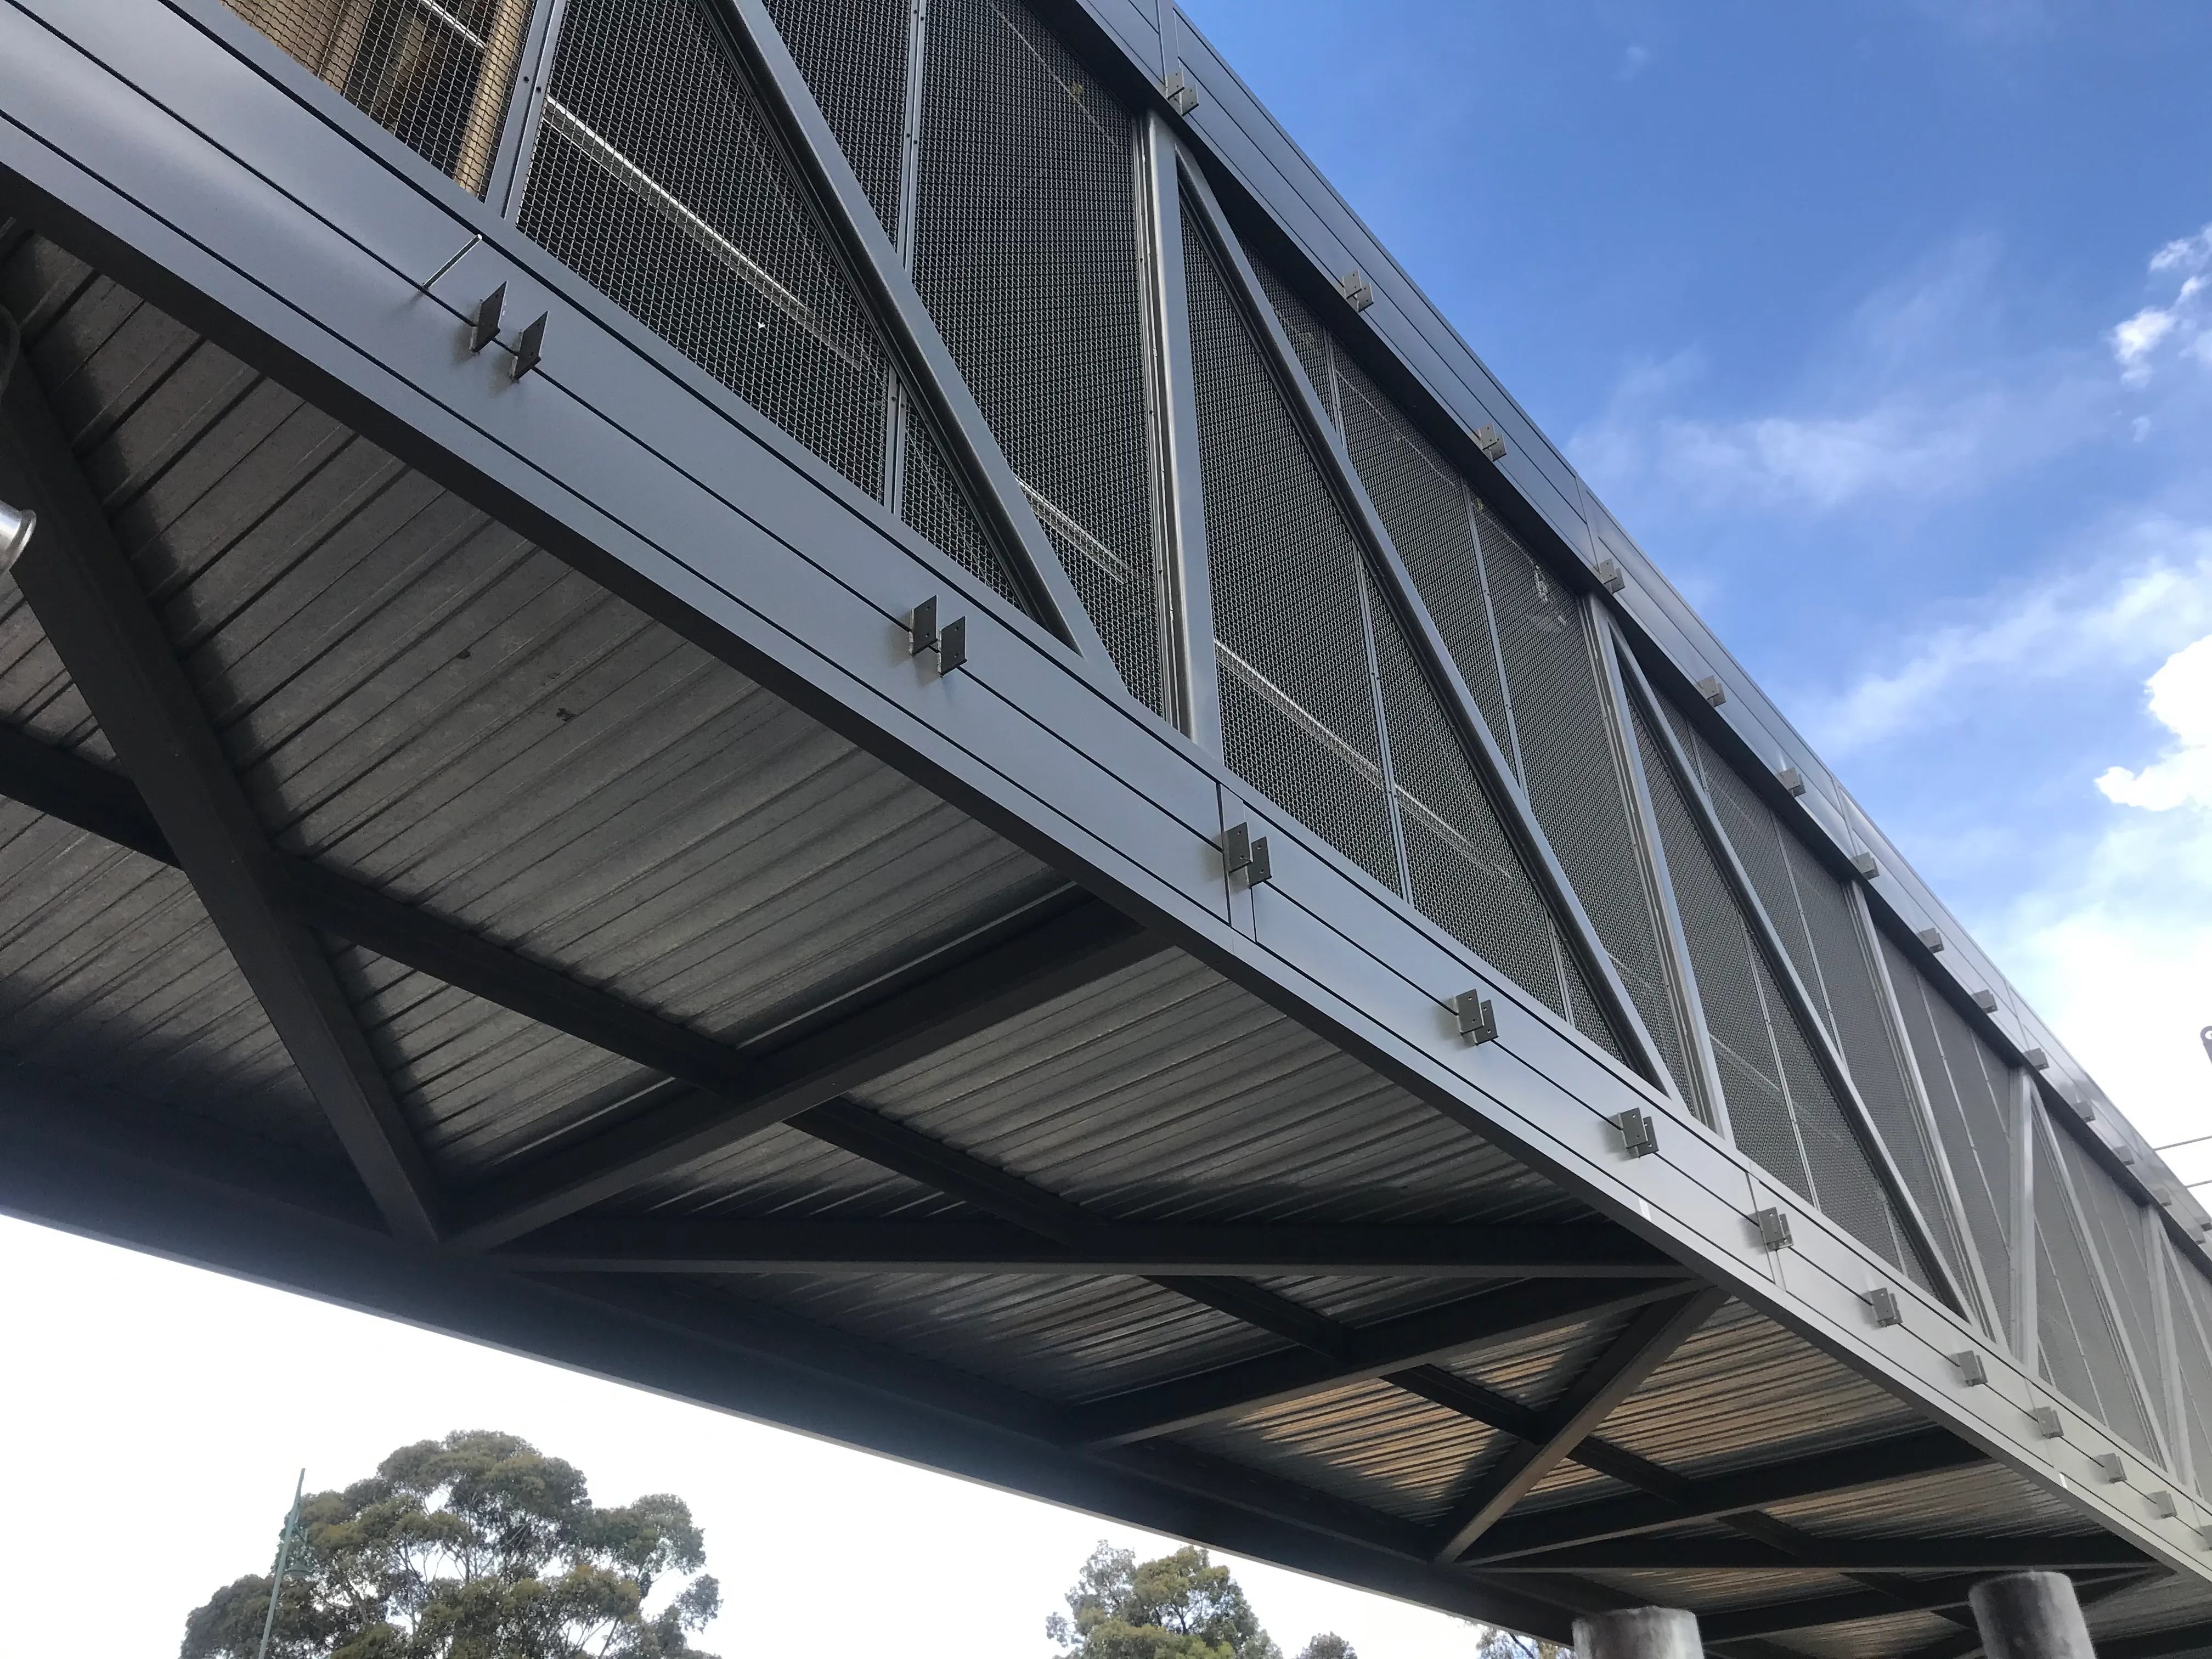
[{"xmin": 0, "ymin": 1, "xmax": 2208, "ymax": 1652}]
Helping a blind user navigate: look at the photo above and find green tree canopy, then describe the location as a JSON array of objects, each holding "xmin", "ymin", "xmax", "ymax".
[
  {"xmin": 1047, "ymin": 1542, "xmax": 1281, "ymax": 1659},
  {"xmin": 180, "ymin": 1430, "xmax": 720, "ymax": 1659},
  {"xmin": 1295, "ymin": 1637, "xmax": 1356, "ymax": 1659}
]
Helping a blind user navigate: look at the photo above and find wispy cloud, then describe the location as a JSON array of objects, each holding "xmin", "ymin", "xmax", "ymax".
[
  {"xmin": 1572, "ymin": 236, "xmax": 2110, "ymax": 515},
  {"xmin": 1807, "ymin": 518, "xmax": 2212, "ymax": 753},
  {"xmin": 2108, "ymin": 223, "xmax": 2212, "ymax": 383},
  {"xmin": 1617, "ymin": 43, "xmax": 1650, "ymax": 81}
]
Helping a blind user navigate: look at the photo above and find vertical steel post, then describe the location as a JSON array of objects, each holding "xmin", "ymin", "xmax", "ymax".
[
  {"xmin": 1969, "ymin": 1572, "xmax": 2096, "ymax": 1659},
  {"xmin": 255, "ymin": 1469, "xmax": 306, "ymax": 1659},
  {"xmin": 1574, "ymin": 1606, "xmax": 1703, "ymax": 1659}
]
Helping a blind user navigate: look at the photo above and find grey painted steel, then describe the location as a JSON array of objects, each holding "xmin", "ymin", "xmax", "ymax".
[
  {"xmin": 1574, "ymin": 1606, "xmax": 1702, "ymax": 1659},
  {"xmin": 497, "ymin": 1218, "xmax": 1693, "ymax": 1277},
  {"xmin": 4, "ymin": 0, "xmax": 2212, "ymax": 1622},
  {"xmin": 2016, "ymin": 1068, "xmax": 2042, "ymax": 1365},
  {"xmin": 1598, "ymin": 613, "xmax": 1734, "ymax": 1137},
  {"xmin": 1860, "ymin": 877, "xmax": 2009, "ymax": 1339},
  {"xmin": 1137, "ymin": 116, "xmax": 1220, "ymax": 749},
  {"xmin": 1430, "ymin": 1286, "xmax": 1728, "ymax": 1561},
  {"xmin": 1971, "ymin": 1573, "xmax": 2098, "ymax": 1659},
  {"xmin": 1613, "ymin": 632, "xmax": 1966, "ymax": 1311},
  {"xmin": 1171, "ymin": 141, "xmax": 1674, "ymax": 1101},
  {"xmin": 1, "ymin": 368, "xmax": 442, "ymax": 1243},
  {"xmin": 720, "ymin": 0, "xmax": 1114, "ymax": 669}
]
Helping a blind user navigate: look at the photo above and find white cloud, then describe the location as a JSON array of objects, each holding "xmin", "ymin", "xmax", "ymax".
[
  {"xmin": 1617, "ymin": 43, "xmax": 1650, "ymax": 80},
  {"xmin": 2107, "ymin": 223, "xmax": 2211, "ymax": 381},
  {"xmin": 1993, "ymin": 637, "xmax": 2212, "ymax": 1151},
  {"xmin": 2097, "ymin": 633, "xmax": 2212, "ymax": 809},
  {"xmin": 2150, "ymin": 224, "xmax": 2212, "ymax": 275},
  {"xmin": 1808, "ymin": 520, "xmax": 2212, "ymax": 753}
]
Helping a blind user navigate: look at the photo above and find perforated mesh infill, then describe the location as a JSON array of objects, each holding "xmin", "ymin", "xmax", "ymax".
[
  {"xmin": 1182, "ymin": 216, "xmax": 1400, "ymax": 892},
  {"xmin": 1630, "ymin": 689, "xmax": 1918, "ymax": 1272},
  {"xmin": 1368, "ymin": 570, "xmax": 1575, "ymax": 1027},
  {"xmin": 2166, "ymin": 1249, "xmax": 2212, "ymax": 1480},
  {"xmin": 2054, "ymin": 1124, "xmax": 2168, "ymax": 1448},
  {"xmin": 2035, "ymin": 1114, "xmax": 2157, "ymax": 1453},
  {"xmin": 1475, "ymin": 499, "xmax": 1695, "ymax": 1109},
  {"xmin": 520, "ymin": 0, "xmax": 1018, "ymax": 602},
  {"xmin": 224, "ymin": 0, "xmax": 532, "ymax": 195},
  {"xmin": 1883, "ymin": 930, "xmax": 2017, "ymax": 1343},
  {"xmin": 1684, "ymin": 718, "xmax": 1973, "ymax": 1300},
  {"xmin": 912, "ymin": 0, "xmax": 1165, "ymax": 710},
  {"xmin": 760, "ymin": 0, "xmax": 909, "ymax": 239},
  {"xmin": 1255, "ymin": 258, "xmax": 1334, "ymax": 406}
]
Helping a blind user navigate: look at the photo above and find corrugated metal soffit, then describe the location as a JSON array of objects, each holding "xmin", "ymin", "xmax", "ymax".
[
  {"xmin": 1671, "ymin": 713, "xmax": 1979, "ymax": 1305},
  {"xmin": 2033, "ymin": 1108, "xmax": 2160, "ymax": 1455},
  {"xmin": 512, "ymin": 0, "xmax": 1026, "ymax": 605},
  {"xmin": 1882, "ymin": 930, "xmax": 2021, "ymax": 1346},
  {"xmin": 1175, "ymin": 201, "xmax": 1630, "ymax": 1059},
  {"xmin": 222, "ymin": 0, "xmax": 535, "ymax": 196},
  {"xmin": 1623, "ymin": 678, "xmax": 1932, "ymax": 1283},
  {"xmin": 757, "ymin": 0, "xmax": 1170, "ymax": 712}
]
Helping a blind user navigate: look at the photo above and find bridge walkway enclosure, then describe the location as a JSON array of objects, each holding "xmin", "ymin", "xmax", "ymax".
[{"xmin": 0, "ymin": 0, "xmax": 2210, "ymax": 1652}]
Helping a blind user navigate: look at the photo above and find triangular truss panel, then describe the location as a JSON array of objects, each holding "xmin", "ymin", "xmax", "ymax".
[
  {"xmin": 1176, "ymin": 207, "xmax": 1626, "ymax": 1056},
  {"xmin": 515, "ymin": 0, "xmax": 1023, "ymax": 605},
  {"xmin": 1254, "ymin": 264, "xmax": 1696, "ymax": 1106},
  {"xmin": 2034, "ymin": 1110, "xmax": 2160, "ymax": 1456},
  {"xmin": 763, "ymin": 0, "xmax": 1172, "ymax": 714},
  {"xmin": 1624, "ymin": 682, "xmax": 1932, "ymax": 1284},
  {"xmin": 1668, "ymin": 703, "xmax": 1981, "ymax": 1308}
]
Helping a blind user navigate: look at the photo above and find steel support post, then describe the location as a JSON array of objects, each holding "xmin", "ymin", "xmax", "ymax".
[
  {"xmin": 1574, "ymin": 1606, "xmax": 1703, "ymax": 1659},
  {"xmin": 1969, "ymin": 1572, "xmax": 2097, "ymax": 1659}
]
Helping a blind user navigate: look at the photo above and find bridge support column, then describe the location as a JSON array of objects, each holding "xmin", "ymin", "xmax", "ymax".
[
  {"xmin": 1970, "ymin": 1572, "xmax": 2096, "ymax": 1659},
  {"xmin": 1573, "ymin": 1606, "xmax": 1702, "ymax": 1659}
]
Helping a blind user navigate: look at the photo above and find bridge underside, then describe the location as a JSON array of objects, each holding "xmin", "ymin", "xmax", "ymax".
[{"xmin": 0, "ymin": 223, "xmax": 2202, "ymax": 1659}]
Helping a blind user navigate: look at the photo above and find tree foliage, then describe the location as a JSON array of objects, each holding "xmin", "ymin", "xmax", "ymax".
[
  {"xmin": 1472, "ymin": 1629, "xmax": 1568, "ymax": 1659},
  {"xmin": 180, "ymin": 1430, "xmax": 720, "ymax": 1659},
  {"xmin": 1048, "ymin": 1543, "xmax": 1282, "ymax": 1659},
  {"xmin": 1294, "ymin": 1636, "xmax": 1356, "ymax": 1659}
]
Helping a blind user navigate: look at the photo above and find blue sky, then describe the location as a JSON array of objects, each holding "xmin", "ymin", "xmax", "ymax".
[
  {"xmin": 1186, "ymin": 0, "xmax": 2212, "ymax": 1159},
  {"xmin": 12, "ymin": 4, "xmax": 2212, "ymax": 1654}
]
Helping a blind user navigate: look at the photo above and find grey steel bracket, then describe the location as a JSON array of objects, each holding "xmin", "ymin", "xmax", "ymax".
[
  {"xmin": 1593, "ymin": 556, "xmax": 1626, "ymax": 593},
  {"xmin": 1954, "ymin": 1350, "xmax": 1989, "ymax": 1385},
  {"xmin": 1456, "ymin": 992, "xmax": 1498, "ymax": 1045},
  {"xmin": 1694, "ymin": 674, "xmax": 1726, "ymax": 707},
  {"xmin": 1755, "ymin": 1207, "xmax": 1795, "ymax": 1252},
  {"xmin": 2095, "ymin": 1454, "xmax": 2128, "ymax": 1483},
  {"xmin": 470, "ymin": 281, "xmax": 505, "ymax": 353},
  {"xmin": 1611, "ymin": 640, "xmax": 1971, "ymax": 1317},
  {"xmin": 716, "ymin": 0, "xmax": 1118, "ymax": 673},
  {"xmin": 1470, "ymin": 422, "xmax": 1506, "ymax": 462},
  {"xmin": 1167, "ymin": 142, "xmax": 1679, "ymax": 1104},
  {"xmin": 511, "ymin": 312, "xmax": 546, "ymax": 380},
  {"xmin": 1776, "ymin": 766, "xmax": 1806, "ymax": 797},
  {"xmin": 1335, "ymin": 269, "xmax": 1374, "ymax": 312},
  {"xmin": 2033, "ymin": 1405, "xmax": 2065, "ymax": 1439},
  {"xmin": 907, "ymin": 597, "xmax": 966, "ymax": 675},
  {"xmin": 1869, "ymin": 1285, "xmax": 1902, "ymax": 1327},
  {"xmin": 1613, "ymin": 1109, "xmax": 1658, "ymax": 1159},
  {"xmin": 1221, "ymin": 821, "xmax": 1271, "ymax": 888},
  {"xmin": 1158, "ymin": 71, "xmax": 1199, "ymax": 115}
]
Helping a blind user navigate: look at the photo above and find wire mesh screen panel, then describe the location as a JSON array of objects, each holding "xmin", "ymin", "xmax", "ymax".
[
  {"xmin": 1367, "ymin": 571, "xmax": 1577, "ymax": 1029},
  {"xmin": 520, "ymin": 0, "xmax": 1018, "ymax": 602},
  {"xmin": 1254, "ymin": 258, "xmax": 1334, "ymax": 407},
  {"xmin": 2166, "ymin": 1246, "xmax": 2212, "ymax": 1483},
  {"xmin": 1883, "ymin": 932, "xmax": 2017, "ymax": 1344},
  {"xmin": 224, "ymin": 0, "xmax": 533, "ymax": 194},
  {"xmin": 2034, "ymin": 1114, "xmax": 2158, "ymax": 1453},
  {"xmin": 1474, "ymin": 500, "xmax": 1699, "ymax": 1111},
  {"xmin": 2051, "ymin": 1121, "xmax": 2169, "ymax": 1453},
  {"xmin": 1181, "ymin": 217, "xmax": 1399, "ymax": 892},
  {"xmin": 911, "ymin": 0, "xmax": 1165, "ymax": 710},
  {"xmin": 760, "ymin": 0, "xmax": 910, "ymax": 239},
  {"xmin": 1629, "ymin": 690, "xmax": 1919, "ymax": 1272},
  {"xmin": 1684, "ymin": 719, "xmax": 1973, "ymax": 1296},
  {"xmin": 1334, "ymin": 359, "xmax": 1511, "ymax": 765}
]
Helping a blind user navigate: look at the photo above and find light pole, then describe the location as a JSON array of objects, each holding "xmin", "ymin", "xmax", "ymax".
[{"xmin": 255, "ymin": 1470, "xmax": 306, "ymax": 1659}]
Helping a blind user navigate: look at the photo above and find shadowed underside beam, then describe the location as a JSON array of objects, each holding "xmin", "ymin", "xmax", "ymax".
[
  {"xmin": 1429, "ymin": 1286, "xmax": 1730, "ymax": 1561},
  {"xmin": 1459, "ymin": 1427, "xmax": 1988, "ymax": 1561},
  {"xmin": 1485, "ymin": 1536, "xmax": 2152, "ymax": 1572},
  {"xmin": 3, "ymin": 371, "xmax": 442, "ymax": 1243},
  {"xmin": 495, "ymin": 1217, "xmax": 1694, "ymax": 1277},
  {"xmin": 1701, "ymin": 1570, "xmax": 2155, "ymax": 1643}
]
